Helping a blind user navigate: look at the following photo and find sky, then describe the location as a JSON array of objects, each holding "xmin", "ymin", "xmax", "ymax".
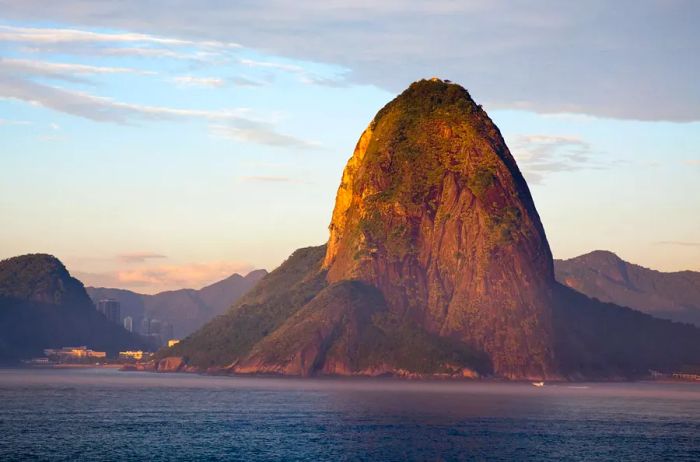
[{"xmin": 0, "ymin": 1, "xmax": 699, "ymax": 293}]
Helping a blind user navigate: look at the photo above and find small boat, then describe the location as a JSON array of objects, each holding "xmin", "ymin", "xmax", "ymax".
[{"xmin": 532, "ymin": 381, "xmax": 545, "ymax": 387}]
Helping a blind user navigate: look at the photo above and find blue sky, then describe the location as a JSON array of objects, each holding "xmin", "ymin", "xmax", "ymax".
[{"xmin": 1, "ymin": 1, "xmax": 698, "ymax": 292}]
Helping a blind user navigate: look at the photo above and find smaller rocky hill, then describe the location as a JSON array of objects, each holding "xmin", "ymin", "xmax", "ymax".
[{"xmin": 0, "ymin": 254, "xmax": 144, "ymax": 362}]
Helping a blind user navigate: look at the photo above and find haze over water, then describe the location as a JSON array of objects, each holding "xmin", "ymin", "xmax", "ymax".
[{"xmin": 1, "ymin": 369, "xmax": 698, "ymax": 461}]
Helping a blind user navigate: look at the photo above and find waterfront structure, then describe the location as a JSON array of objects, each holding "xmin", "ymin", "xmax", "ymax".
[
  {"xmin": 43, "ymin": 346, "xmax": 107, "ymax": 361},
  {"xmin": 118, "ymin": 350, "xmax": 149, "ymax": 361},
  {"xmin": 673, "ymin": 372, "xmax": 700, "ymax": 381}
]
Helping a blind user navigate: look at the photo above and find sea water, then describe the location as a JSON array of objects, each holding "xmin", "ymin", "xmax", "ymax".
[{"xmin": 0, "ymin": 368, "xmax": 698, "ymax": 461}]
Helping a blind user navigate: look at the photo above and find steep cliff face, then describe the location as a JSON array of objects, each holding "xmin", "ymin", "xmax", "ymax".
[
  {"xmin": 324, "ymin": 79, "xmax": 556, "ymax": 378},
  {"xmin": 168, "ymin": 79, "xmax": 700, "ymax": 380}
]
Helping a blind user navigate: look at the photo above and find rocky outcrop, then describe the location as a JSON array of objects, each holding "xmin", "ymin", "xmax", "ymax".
[
  {"xmin": 167, "ymin": 79, "xmax": 700, "ymax": 380},
  {"xmin": 324, "ymin": 79, "xmax": 555, "ymax": 378},
  {"xmin": 156, "ymin": 356, "xmax": 185, "ymax": 372}
]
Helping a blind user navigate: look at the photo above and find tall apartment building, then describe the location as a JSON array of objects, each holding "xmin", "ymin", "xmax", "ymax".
[
  {"xmin": 96, "ymin": 299, "xmax": 121, "ymax": 324},
  {"xmin": 123, "ymin": 316, "xmax": 133, "ymax": 332}
]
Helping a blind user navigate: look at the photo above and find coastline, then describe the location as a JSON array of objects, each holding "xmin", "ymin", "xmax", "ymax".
[{"xmin": 4, "ymin": 362, "xmax": 699, "ymax": 384}]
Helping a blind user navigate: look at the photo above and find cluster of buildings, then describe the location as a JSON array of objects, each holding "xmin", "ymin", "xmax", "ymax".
[
  {"xmin": 43, "ymin": 346, "xmax": 107, "ymax": 362},
  {"xmin": 28, "ymin": 347, "xmax": 151, "ymax": 365},
  {"xmin": 96, "ymin": 299, "xmax": 121, "ymax": 324},
  {"xmin": 96, "ymin": 298, "xmax": 177, "ymax": 347},
  {"xmin": 26, "ymin": 299, "xmax": 183, "ymax": 366},
  {"xmin": 118, "ymin": 350, "xmax": 150, "ymax": 361},
  {"xmin": 139, "ymin": 316, "xmax": 174, "ymax": 347}
]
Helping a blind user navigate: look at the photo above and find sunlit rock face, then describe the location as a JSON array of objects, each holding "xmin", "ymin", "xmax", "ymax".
[
  {"xmin": 170, "ymin": 79, "xmax": 700, "ymax": 380},
  {"xmin": 324, "ymin": 79, "xmax": 556, "ymax": 378}
]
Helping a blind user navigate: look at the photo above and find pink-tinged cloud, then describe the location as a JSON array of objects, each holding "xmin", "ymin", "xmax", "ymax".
[
  {"xmin": 116, "ymin": 252, "xmax": 167, "ymax": 263},
  {"xmin": 78, "ymin": 260, "xmax": 256, "ymax": 294}
]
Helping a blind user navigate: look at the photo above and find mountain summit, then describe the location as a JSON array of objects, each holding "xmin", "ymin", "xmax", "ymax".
[
  {"xmin": 324, "ymin": 79, "xmax": 556, "ymax": 377},
  {"xmin": 167, "ymin": 79, "xmax": 700, "ymax": 379}
]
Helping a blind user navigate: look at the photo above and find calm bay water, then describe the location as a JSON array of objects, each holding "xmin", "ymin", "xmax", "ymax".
[{"xmin": 0, "ymin": 368, "xmax": 698, "ymax": 461}]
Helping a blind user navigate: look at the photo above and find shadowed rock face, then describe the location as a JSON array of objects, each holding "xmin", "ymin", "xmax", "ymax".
[{"xmin": 324, "ymin": 79, "xmax": 556, "ymax": 378}]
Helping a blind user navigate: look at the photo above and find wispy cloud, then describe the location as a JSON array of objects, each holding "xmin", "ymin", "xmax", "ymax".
[
  {"xmin": 1, "ymin": 1, "xmax": 692, "ymax": 120},
  {"xmin": 683, "ymin": 159, "xmax": 700, "ymax": 166},
  {"xmin": 0, "ymin": 57, "xmax": 155, "ymax": 84},
  {"xmin": 239, "ymin": 58, "xmax": 345, "ymax": 86},
  {"xmin": 239, "ymin": 58, "xmax": 304, "ymax": 73},
  {"xmin": 77, "ymin": 260, "xmax": 255, "ymax": 293},
  {"xmin": 172, "ymin": 75, "xmax": 225, "ymax": 88},
  {"xmin": 20, "ymin": 44, "xmax": 218, "ymax": 62},
  {"xmin": 210, "ymin": 122, "xmax": 320, "ymax": 149},
  {"xmin": 0, "ymin": 25, "xmax": 240, "ymax": 49},
  {"xmin": 232, "ymin": 76, "xmax": 266, "ymax": 87},
  {"xmin": 0, "ymin": 72, "xmax": 318, "ymax": 147},
  {"xmin": 117, "ymin": 252, "xmax": 167, "ymax": 264},
  {"xmin": 0, "ymin": 118, "xmax": 31, "ymax": 125},
  {"xmin": 509, "ymin": 134, "xmax": 604, "ymax": 183},
  {"xmin": 0, "ymin": 74, "xmax": 248, "ymax": 123},
  {"xmin": 0, "ymin": 25, "xmax": 321, "ymax": 148}
]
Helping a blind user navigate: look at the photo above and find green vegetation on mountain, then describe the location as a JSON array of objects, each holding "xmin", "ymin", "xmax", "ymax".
[
  {"xmin": 553, "ymin": 284, "xmax": 700, "ymax": 377},
  {"xmin": 0, "ymin": 253, "xmax": 87, "ymax": 305},
  {"xmin": 0, "ymin": 254, "xmax": 144, "ymax": 362},
  {"xmin": 165, "ymin": 79, "xmax": 700, "ymax": 380},
  {"xmin": 165, "ymin": 246, "xmax": 327, "ymax": 368}
]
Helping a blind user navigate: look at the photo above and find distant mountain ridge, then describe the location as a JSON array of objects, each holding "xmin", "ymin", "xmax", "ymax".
[
  {"xmin": 87, "ymin": 269, "xmax": 267, "ymax": 338},
  {"xmin": 0, "ymin": 254, "xmax": 145, "ymax": 362},
  {"xmin": 555, "ymin": 250, "xmax": 700, "ymax": 327}
]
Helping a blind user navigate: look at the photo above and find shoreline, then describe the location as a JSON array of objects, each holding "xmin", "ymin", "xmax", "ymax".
[{"xmin": 3, "ymin": 364, "xmax": 699, "ymax": 384}]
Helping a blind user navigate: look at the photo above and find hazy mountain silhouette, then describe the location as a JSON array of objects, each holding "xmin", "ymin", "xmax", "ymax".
[
  {"xmin": 87, "ymin": 270, "xmax": 267, "ymax": 337},
  {"xmin": 555, "ymin": 250, "xmax": 700, "ymax": 326}
]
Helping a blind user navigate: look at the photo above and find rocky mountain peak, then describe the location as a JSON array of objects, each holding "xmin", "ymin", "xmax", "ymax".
[
  {"xmin": 323, "ymin": 79, "xmax": 556, "ymax": 377},
  {"xmin": 167, "ymin": 79, "xmax": 700, "ymax": 381}
]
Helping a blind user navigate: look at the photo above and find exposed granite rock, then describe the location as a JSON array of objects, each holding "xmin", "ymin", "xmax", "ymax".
[
  {"xmin": 156, "ymin": 356, "xmax": 185, "ymax": 372},
  {"xmin": 324, "ymin": 79, "xmax": 555, "ymax": 378},
  {"xmin": 166, "ymin": 79, "xmax": 700, "ymax": 380}
]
